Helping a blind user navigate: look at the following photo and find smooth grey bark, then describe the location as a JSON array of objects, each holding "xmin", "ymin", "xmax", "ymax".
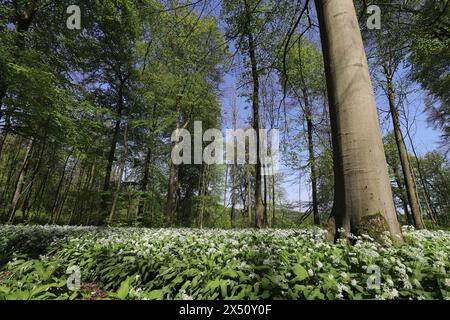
[{"xmin": 315, "ymin": 0, "xmax": 404, "ymax": 243}]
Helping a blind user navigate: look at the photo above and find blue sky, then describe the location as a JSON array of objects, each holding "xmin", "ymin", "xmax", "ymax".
[
  {"xmin": 210, "ymin": 1, "xmax": 443, "ymax": 209},
  {"xmin": 218, "ymin": 48, "xmax": 442, "ymax": 210}
]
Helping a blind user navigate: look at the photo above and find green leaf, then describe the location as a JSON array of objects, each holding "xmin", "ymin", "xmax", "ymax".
[
  {"xmin": 220, "ymin": 280, "xmax": 228, "ymax": 298},
  {"xmin": 117, "ymin": 277, "xmax": 132, "ymax": 300},
  {"xmin": 292, "ymin": 265, "xmax": 309, "ymax": 281},
  {"xmin": 146, "ymin": 290, "xmax": 164, "ymax": 300}
]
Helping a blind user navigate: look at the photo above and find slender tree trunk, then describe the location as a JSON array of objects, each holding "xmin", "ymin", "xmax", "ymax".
[
  {"xmin": 272, "ymin": 172, "xmax": 276, "ymax": 227},
  {"xmin": 315, "ymin": 0, "xmax": 403, "ymax": 243},
  {"xmin": 104, "ymin": 85, "xmax": 125, "ymax": 192},
  {"xmin": 51, "ymin": 150, "xmax": 73, "ymax": 223},
  {"xmin": 139, "ymin": 145, "xmax": 152, "ymax": 217},
  {"xmin": 391, "ymin": 161, "xmax": 413, "ymax": 225},
  {"xmin": 307, "ymin": 114, "xmax": 320, "ymax": 226},
  {"xmin": 263, "ymin": 168, "xmax": 268, "ymax": 225},
  {"xmin": 0, "ymin": 85, "xmax": 7, "ymax": 155},
  {"xmin": 21, "ymin": 133, "xmax": 47, "ymax": 217},
  {"xmin": 303, "ymin": 89, "xmax": 320, "ymax": 226},
  {"xmin": 231, "ymin": 98, "xmax": 237, "ymax": 228},
  {"xmin": 71, "ymin": 166, "xmax": 85, "ymax": 225},
  {"xmin": 224, "ymin": 165, "xmax": 228, "ymax": 208},
  {"xmin": 383, "ymin": 64, "xmax": 424, "ymax": 229},
  {"xmin": 109, "ymin": 122, "xmax": 129, "ymax": 224},
  {"xmin": 165, "ymin": 106, "xmax": 184, "ymax": 226},
  {"xmin": 126, "ymin": 192, "xmax": 134, "ymax": 225},
  {"xmin": 231, "ymin": 166, "xmax": 237, "ymax": 228},
  {"xmin": 199, "ymin": 165, "xmax": 207, "ymax": 229},
  {"xmin": 33, "ymin": 166, "xmax": 50, "ymax": 220},
  {"xmin": 166, "ymin": 161, "xmax": 178, "ymax": 226},
  {"xmin": 247, "ymin": 165, "xmax": 252, "ymax": 225},
  {"xmin": 0, "ymin": 105, "xmax": 16, "ymax": 160},
  {"xmin": 55, "ymin": 158, "xmax": 78, "ymax": 224},
  {"xmin": 405, "ymin": 129, "xmax": 439, "ymax": 224},
  {"xmin": 245, "ymin": 0, "xmax": 265, "ymax": 229},
  {"xmin": 8, "ymin": 139, "xmax": 34, "ymax": 224},
  {"xmin": 0, "ymin": 85, "xmax": 6, "ymax": 114},
  {"xmin": 0, "ymin": 136, "xmax": 22, "ymax": 212}
]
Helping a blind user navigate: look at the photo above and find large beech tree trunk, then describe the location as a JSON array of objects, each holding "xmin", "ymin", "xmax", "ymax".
[
  {"xmin": 315, "ymin": 0, "xmax": 403, "ymax": 243},
  {"xmin": 383, "ymin": 64, "xmax": 425, "ymax": 230}
]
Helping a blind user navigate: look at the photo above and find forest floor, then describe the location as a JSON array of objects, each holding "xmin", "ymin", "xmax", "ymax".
[{"xmin": 0, "ymin": 225, "xmax": 449, "ymax": 300}]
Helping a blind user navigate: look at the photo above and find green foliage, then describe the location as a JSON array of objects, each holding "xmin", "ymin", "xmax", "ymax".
[
  {"xmin": 1, "ymin": 225, "xmax": 449, "ymax": 300},
  {"xmin": 408, "ymin": 1, "xmax": 450, "ymax": 143},
  {"xmin": 0, "ymin": 1, "xmax": 227, "ymax": 226},
  {"xmin": 417, "ymin": 152, "xmax": 450, "ymax": 222},
  {"xmin": 385, "ymin": 132, "xmax": 450, "ymax": 226}
]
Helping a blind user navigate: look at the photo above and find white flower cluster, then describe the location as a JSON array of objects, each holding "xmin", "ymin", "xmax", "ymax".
[{"xmin": 1, "ymin": 225, "xmax": 449, "ymax": 300}]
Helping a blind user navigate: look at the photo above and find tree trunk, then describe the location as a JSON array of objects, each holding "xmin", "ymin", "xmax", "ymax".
[
  {"xmin": 55, "ymin": 158, "xmax": 78, "ymax": 224},
  {"xmin": 247, "ymin": 165, "xmax": 252, "ymax": 225},
  {"xmin": 391, "ymin": 161, "xmax": 413, "ymax": 225},
  {"xmin": 109, "ymin": 123, "xmax": 129, "ymax": 224},
  {"xmin": 315, "ymin": 0, "xmax": 403, "ymax": 243},
  {"xmin": 263, "ymin": 168, "xmax": 268, "ymax": 225},
  {"xmin": 103, "ymin": 85, "xmax": 125, "ymax": 192},
  {"xmin": 51, "ymin": 150, "xmax": 73, "ymax": 223},
  {"xmin": 0, "ymin": 105, "xmax": 16, "ymax": 160},
  {"xmin": 166, "ymin": 161, "xmax": 178, "ymax": 226},
  {"xmin": 303, "ymin": 89, "xmax": 320, "ymax": 226},
  {"xmin": 138, "ymin": 145, "xmax": 152, "ymax": 217},
  {"xmin": 8, "ymin": 139, "xmax": 34, "ymax": 224},
  {"xmin": 20, "ymin": 136, "xmax": 47, "ymax": 218},
  {"xmin": 245, "ymin": 0, "xmax": 265, "ymax": 229},
  {"xmin": 165, "ymin": 105, "xmax": 184, "ymax": 226},
  {"xmin": 231, "ymin": 165, "xmax": 237, "ymax": 228},
  {"xmin": 405, "ymin": 129, "xmax": 439, "ymax": 225},
  {"xmin": 272, "ymin": 173, "xmax": 276, "ymax": 227},
  {"xmin": 0, "ymin": 85, "xmax": 6, "ymax": 126},
  {"xmin": 199, "ymin": 165, "xmax": 207, "ymax": 229},
  {"xmin": 33, "ymin": 166, "xmax": 50, "ymax": 220},
  {"xmin": 0, "ymin": 136, "xmax": 23, "ymax": 212},
  {"xmin": 383, "ymin": 64, "xmax": 425, "ymax": 230},
  {"xmin": 224, "ymin": 165, "xmax": 228, "ymax": 209},
  {"xmin": 231, "ymin": 98, "xmax": 237, "ymax": 228}
]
